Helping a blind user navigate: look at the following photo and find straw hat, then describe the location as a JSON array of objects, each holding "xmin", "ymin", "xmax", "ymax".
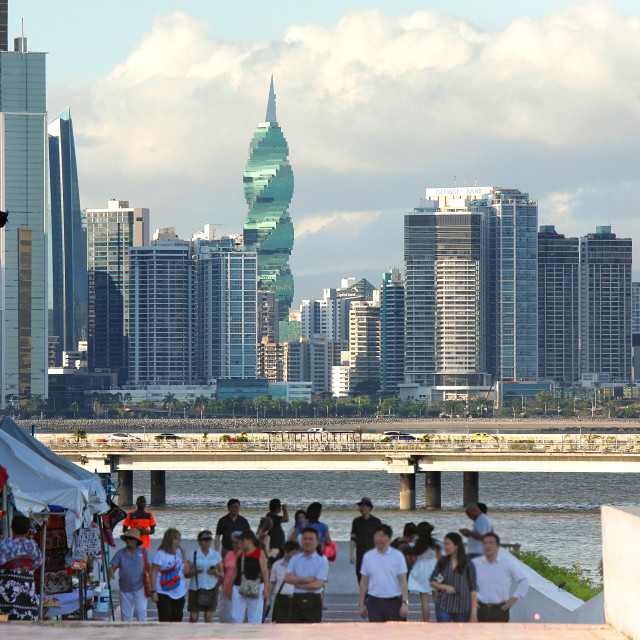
[{"xmin": 121, "ymin": 528, "xmax": 143, "ymax": 545}]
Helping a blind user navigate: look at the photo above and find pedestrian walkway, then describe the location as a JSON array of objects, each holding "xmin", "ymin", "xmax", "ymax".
[{"xmin": 96, "ymin": 592, "xmax": 429, "ymax": 623}]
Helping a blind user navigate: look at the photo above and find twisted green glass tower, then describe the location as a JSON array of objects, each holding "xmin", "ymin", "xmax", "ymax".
[{"xmin": 242, "ymin": 77, "xmax": 294, "ymax": 321}]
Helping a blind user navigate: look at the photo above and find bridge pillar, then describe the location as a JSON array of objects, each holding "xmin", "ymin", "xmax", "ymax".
[
  {"xmin": 399, "ymin": 474, "xmax": 416, "ymax": 511},
  {"xmin": 463, "ymin": 471, "xmax": 479, "ymax": 506},
  {"xmin": 425, "ymin": 471, "xmax": 442, "ymax": 510},
  {"xmin": 150, "ymin": 470, "xmax": 166, "ymax": 506},
  {"xmin": 118, "ymin": 470, "xmax": 133, "ymax": 507}
]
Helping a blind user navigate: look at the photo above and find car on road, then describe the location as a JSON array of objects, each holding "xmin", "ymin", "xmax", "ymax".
[
  {"xmin": 383, "ymin": 431, "xmax": 417, "ymax": 442},
  {"xmin": 154, "ymin": 433, "xmax": 182, "ymax": 441},
  {"xmin": 471, "ymin": 432, "xmax": 499, "ymax": 442},
  {"xmin": 107, "ymin": 432, "xmax": 142, "ymax": 442}
]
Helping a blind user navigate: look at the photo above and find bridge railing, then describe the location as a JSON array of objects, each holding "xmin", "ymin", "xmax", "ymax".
[{"xmin": 47, "ymin": 436, "xmax": 640, "ymax": 454}]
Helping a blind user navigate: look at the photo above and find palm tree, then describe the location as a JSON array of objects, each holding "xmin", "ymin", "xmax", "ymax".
[
  {"xmin": 163, "ymin": 392, "xmax": 178, "ymax": 417},
  {"xmin": 194, "ymin": 394, "xmax": 209, "ymax": 419}
]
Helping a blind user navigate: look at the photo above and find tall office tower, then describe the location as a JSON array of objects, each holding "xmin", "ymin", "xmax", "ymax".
[
  {"xmin": 85, "ymin": 199, "xmax": 149, "ymax": 383},
  {"xmin": 380, "ymin": 267, "xmax": 404, "ymax": 394},
  {"xmin": 403, "ymin": 204, "xmax": 436, "ymax": 386},
  {"xmin": 0, "ymin": 34, "xmax": 48, "ymax": 407},
  {"xmin": 242, "ymin": 77, "xmax": 294, "ymax": 321},
  {"xmin": 128, "ymin": 242, "xmax": 194, "ymax": 386},
  {"xmin": 580, "ymin": 226, "xmax": 632, "ymax": 383},
  {"xmin": 537, "ymin": 226, "xmax": 579, "ymax": 383},
  {"xmin": 632, "ymin": 282, "xmax": 640, "ymax": 382},
  {"xmin": 48, "ymin": 108, "xmax": 86, "ymax": 366},
  {"xmin": 195, "ymin": 240, "xmax": 257, "ymax": 381},
  {"xmin": 0, "ymin": 1, "xmax": 7, "ymax": 51},
  {"xmin": 347, "ymin": 300, "xmax": 381, "ymax": 395},
  {"xmin": 257, "ymin": 290, "xmax": 279, "ymax": 343},
  {"xmin": 473, "ymin": 188, "xmax": 538, "ymax": 381}
]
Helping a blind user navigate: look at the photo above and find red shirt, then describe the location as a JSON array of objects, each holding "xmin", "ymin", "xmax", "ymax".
[{"xmin": 123, "ymin": 510, "xmax": 156, "ymax": 549}]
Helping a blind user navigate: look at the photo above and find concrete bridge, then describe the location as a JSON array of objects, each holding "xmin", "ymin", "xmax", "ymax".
[{"xmin": 47, "ymin": 432, "xmax": 640, "ymax": 510}]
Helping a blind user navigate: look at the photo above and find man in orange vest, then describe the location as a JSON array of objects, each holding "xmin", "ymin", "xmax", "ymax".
[{"xmin": 123, "ymin": 496, "xmax": 156, "ymax": 550}]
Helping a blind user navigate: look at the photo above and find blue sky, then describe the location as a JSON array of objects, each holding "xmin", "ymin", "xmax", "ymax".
[{"xmin": 13, "ymin": 0, "xmax": 640, "ymax": 303}]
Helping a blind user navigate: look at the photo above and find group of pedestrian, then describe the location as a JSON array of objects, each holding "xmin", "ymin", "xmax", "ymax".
[
  {"xmin": 351, "ymin": 498, "xmax": 529, "ymax": 623},
  {"xmin": 109, "ymin": 494, "xmax": 528, "ymax": 625}
]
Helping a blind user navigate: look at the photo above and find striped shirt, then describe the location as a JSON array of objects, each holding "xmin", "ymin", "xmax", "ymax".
[{"xmin": 430, "ymin": 558, "xmax": 477, "ymax": 614}]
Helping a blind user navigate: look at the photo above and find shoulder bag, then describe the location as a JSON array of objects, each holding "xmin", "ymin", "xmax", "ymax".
[
  {"xmin": 142, "ymin": 548, "xmax": 151, "ymax": 597},
  {"xmin": 238, "ymin": 553, "xmax": 261, "ymax": 599},
  {"xmin": 194, "ymin": 551, "xmax": 216, "ymax": 608}
]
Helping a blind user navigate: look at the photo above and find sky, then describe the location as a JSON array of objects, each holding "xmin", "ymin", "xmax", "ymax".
[{"xmin": 13, "ymin": 0, "xmax": 640, "ymax": 304}]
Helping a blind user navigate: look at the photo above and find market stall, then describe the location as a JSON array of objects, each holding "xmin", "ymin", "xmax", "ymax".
[{"xmin": 0, "ymin": 425, "xmax": 109, "ymax": 619}]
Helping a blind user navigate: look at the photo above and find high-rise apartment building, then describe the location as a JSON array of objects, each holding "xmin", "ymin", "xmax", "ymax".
[
  {"xmin": 48, "ymin": 108, "xmax": 86, "ymax": 365},
  {"xmin": 380, "ymin": 267, "xmax": 404, "ymax": 394},
  {"xmin": 474, "ymin": 188, "xmax": 538, "ymax": 381},
  {"xmin": 403, "ymin": 186, "xmax": 536, "ymax": 400},
  {"xmin": 0, "ymin": 33, "xmax": 48, "ymax": 406},
  {"xmin": 347, "ymin": 300, "xmax": 381, "ymax": 395},
  {"xmin": 257, "ymin": 290, "xmax": 279, "ymax": 344},
  {"xmin": 301, "ymin": 278, "xmax": 376, "ymax": 343},
  {"xmin": 632, "ymin": 282, "xmax": 640, "ymax": 382},
  {"xmin": 242, "ymin": 77, "xmax": 294, "ymax": 321},
  {"xmin": 86, "ymin": 199, "xmax": 149, "ymax": 383},
  {"xmin": 579, "ymin": 226, "xmax": 632, "ymax": 383},
  {"xmin": 537, "ymin": 225, "xmax": 579, "ymax": 383},
  {"xmin": 128, "ymin": 242, "xmax": 194, "ymax": 386},
  {"xmin": 195, "ymin": 241, "xmax": 257, "ymax": 381}
]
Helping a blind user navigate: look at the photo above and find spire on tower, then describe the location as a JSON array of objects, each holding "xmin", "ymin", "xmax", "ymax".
[{"xmin": 265, "ymin": 75, "xmax": 277, "ymax": 122}]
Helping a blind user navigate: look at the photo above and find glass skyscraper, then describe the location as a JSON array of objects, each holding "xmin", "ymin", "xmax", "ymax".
[
  {"xmin": 579, "ymin": 226, "xmax": 632, "ymax": 383},
  {"xmin": 48, "ymin": 108, "xmax": 87, "ymax": 365},
  {"xmin": 474, "ymin": 188, "xmax": 538, "ymax": 382},
  {"xmin": 0, "ymin": 35, "xmax": 48, "ymax": 407},
  {"xmin": 242, "ymin": 77, "xmax": 294, "ymax": 322},
  {"xmin": 380, "ymin": 267, "xmax": 405, "ymax": 394},
  {"xmin": 537, "ymin": 225, "xmax": 579, "ymax": 383}
]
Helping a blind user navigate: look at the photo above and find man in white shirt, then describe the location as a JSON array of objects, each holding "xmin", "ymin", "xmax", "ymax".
[
  {"xmin": 472, "ymin": 532, "xmax": 529, "ymax": 622},
  {"xmin": 460, "ymin": 503, "xmax": 492, "ymax": 558},
  {"xmin": 267, "ymin": 540, "xmax": 300, "ymax": 623},
  {"xmin": 285, "ymin": 528, "xmax": 329, "ymax": 623},
  {"xmin": 359, "ymin": 524, "xmax": 409, "ymax": 622}
]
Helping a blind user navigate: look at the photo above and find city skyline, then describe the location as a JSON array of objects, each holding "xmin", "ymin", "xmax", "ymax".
[{"xmin": 18, "ymin": 0, "xmax": 640, "ymax": 304}]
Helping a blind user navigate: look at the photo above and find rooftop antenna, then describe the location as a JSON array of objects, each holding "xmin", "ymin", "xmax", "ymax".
[
  {"xmin": 453, "ymin": 175, "xmax": 457, "ymax": 187},
  {"xmin": 474, "ymin": 176, "xmax": 478, "ymax": 187},
  {"xmin": 21, "ymin": 18, "xmax": 24, "ymax": 53}
]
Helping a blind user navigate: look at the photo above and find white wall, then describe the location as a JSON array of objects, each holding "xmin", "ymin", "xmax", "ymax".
[{"xmin": 602, "ymin": 505, "xmax": 640, "ymax": 639}]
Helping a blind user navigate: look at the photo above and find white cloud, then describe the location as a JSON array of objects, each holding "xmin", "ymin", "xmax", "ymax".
[{"xmin": 48, "ymin": 1, "xmax": 640, "ymax": 298}]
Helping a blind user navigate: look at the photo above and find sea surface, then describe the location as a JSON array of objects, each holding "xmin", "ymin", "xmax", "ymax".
[{"xmin": 112, "ymin": 470, "xmax": 640, "ymax": 580}]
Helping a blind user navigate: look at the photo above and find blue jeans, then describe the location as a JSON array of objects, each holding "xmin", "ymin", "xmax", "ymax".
[{"xmin": 435, "ymin": 604, "xmax": 470, "ymax": 622}]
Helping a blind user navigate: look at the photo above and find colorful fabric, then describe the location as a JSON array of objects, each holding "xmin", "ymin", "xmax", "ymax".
[
  {"xmin": 0, "ymin": 538, "xmax": 42, "ymax": 571},
  {"xmin": 295, "ymin": 521, "xmax": 329, "ymax": 548},
  {"xmin": 152, "ymin": 549, "xmax": 186, "ymax": 600},
  {"xmin": 123, "ymin": 510, "xmax": 156, "ymax": 550},
  {"xmin": 0, "ymin": 567, "xmax": 38, "ymax": 620}
]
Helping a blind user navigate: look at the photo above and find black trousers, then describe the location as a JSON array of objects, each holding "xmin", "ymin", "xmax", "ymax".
[
  {"xmin": 157, "ymin": 593, "xmax": 185, "ymax": 622},
  {"xmin": 477, "ymin": 602, "xmax": 509, "ymax": 622},
  {"xmin": 290, "ymin": 593, "xmax": 323, "ymax": 623},
  {"xmin": 272, "ymin": 594, "xmax": 293, "ymax": 623},
  {"xmin": 365, "ymin": 595, "xmax": 403, "ymax": 622}
]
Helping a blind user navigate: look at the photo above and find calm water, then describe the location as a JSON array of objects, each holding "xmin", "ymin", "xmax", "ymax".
[{"xmin": 114, "ymin": 470, "xmax": 640, "ymax": 578}]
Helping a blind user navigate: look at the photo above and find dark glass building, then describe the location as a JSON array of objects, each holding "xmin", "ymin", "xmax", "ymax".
[{"xmin": 48, "ymin": 109, "xmax": 87, "ymax": 365}]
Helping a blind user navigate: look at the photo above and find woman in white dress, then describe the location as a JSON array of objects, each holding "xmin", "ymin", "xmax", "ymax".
[{"xmin": 407, "ymin": 522, "xmax": 441, "ymax": 621}]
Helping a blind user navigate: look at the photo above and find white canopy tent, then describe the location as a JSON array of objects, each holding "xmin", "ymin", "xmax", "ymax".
[
  {"xmin": 0, "ymin": 429, "xmax": 90, "ymax": 533},
  {"xmin": 0, "ymin": 417, "xmax": 107, "ymax": 517}
]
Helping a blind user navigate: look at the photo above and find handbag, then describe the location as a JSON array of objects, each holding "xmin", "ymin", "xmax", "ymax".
[
  {"xmin": 142, "ymin": 549, "xmax": 151, "ymax": 598},
  {"xmin": 159, "ymin": 560, "xmax": 181, "ymax": 591},
  {"xmin": 194, "ymin": 551, "xmax": 215, "ymax": 608},
  {"xmin": 323, "ymin": 541, "xmax": 337, "ymax": 562},
  {"xmin": 238, "ymin": 553, "xmax": 261, "ymax": 599}
]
